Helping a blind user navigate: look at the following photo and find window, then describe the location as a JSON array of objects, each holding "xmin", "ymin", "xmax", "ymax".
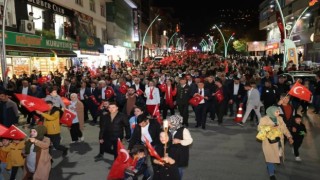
[
  {"xmin": 100, "ymin": 4, "xmax": 106, "ymax": 17},
  {"xmin": 90, "ymin": 0, "xmax": 95, "ymax": 12},
  {"xmin": 75, "ymin": 0, "xmax": 83, "ymax": 6},
  {"xmin": 27, "ymin": 5, "xmax": 43, "ymax": 30},
  {"xmin": 102, "ymin": 28, "xmax": 107, "ymax": 41}
]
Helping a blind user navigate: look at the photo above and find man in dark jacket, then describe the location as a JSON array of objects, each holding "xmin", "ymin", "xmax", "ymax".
[
  {"xmin": 128, "ymin": 114, "xmax": 161, "ymax": 180},
  {"xmin": 0, "ymin": 91, "xmax": 19, "ymax": 127},
  {"xmin": 96, "ymin": 102, "xmax": 130, "ymax": 160},
  {"xmin": 176, "ymin": 77, "xmax": 191, "ymax": 127}
]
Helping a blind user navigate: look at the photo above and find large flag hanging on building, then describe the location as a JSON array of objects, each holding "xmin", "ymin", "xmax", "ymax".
[
  {"xmin": 14, "ymin": 93, "xmax": 50, "ymax": 112},
  {"xmin": 107, "ymin": 139, "xmax": 134, "ymax": 180},
  {"xmin": 288, "ymin": 81, "xmax": 312, "ymax": 102},
  {"xmin": 284, "ymin": 39, "xmax": 298, "ymax": 66},
  {"xmin": 276, "ymin": 11, "xmax": 285, "ymax": 43}
]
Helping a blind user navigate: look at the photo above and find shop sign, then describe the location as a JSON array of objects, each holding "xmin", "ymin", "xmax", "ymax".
[
  {"xmin": 123, "ymin": 41, "xmax": 131, "ymax": 48},
  {"xmin": 6, "ymin": 51, "xmax": 54, "ymax": 57},
  {"xmin": 80, "ymin": 50, "xmax": 100, "ymax": 56},
  {"xmin": 26, "ymin": 0, "xmax": 66, "ymax": 15},
  {"xmin": 0, "ymin": 31, "xmax": 75, "ymax": 50},
  {"xmin": 79, "ymin": 36, "xmax": 102, "ymax": 51}
]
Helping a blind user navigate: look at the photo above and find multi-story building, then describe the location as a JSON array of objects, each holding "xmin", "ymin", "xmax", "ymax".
[{"xmin": 259, "ymin": 0, "xmax": 319, "ymax": 63}]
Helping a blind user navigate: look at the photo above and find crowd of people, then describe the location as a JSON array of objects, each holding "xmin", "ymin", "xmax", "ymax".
[{"xmin": 0, "ymin": 53, "xmax": 318, "ymax": 179}]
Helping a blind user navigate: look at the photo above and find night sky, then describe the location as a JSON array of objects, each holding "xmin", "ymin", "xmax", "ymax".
[{"xmin": 153, "ymin": 0, "xmax": 264, "ymax": 36}]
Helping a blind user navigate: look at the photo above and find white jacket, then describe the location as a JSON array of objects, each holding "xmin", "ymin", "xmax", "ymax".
[{"xmin": 145, "ymin": 86, "xmax": 160, "ymax": 105}]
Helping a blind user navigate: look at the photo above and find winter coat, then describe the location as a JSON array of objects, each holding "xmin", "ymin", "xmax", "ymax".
[
  {"xmin": 23, "ymin": 137, "xmax": 52, "ymax": 180},
  {"xmin": 258, "ymin": 115, "xmax": 292, "ymax": 163},
  {"xmin": 1, "ymin": 140, "xmax": 25, "ymax": 169}
]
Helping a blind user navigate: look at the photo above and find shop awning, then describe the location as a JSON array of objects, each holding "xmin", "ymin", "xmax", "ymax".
[
  {"xmin": 51, "ymin": 50, "xmax": 77, "ymax": 57},
  {"xmin": 6, "ymin": 45, "xmax": 54, "ymax": 57}
]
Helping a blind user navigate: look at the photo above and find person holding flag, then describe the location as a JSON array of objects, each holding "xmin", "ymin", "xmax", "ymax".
[
  {"xmin": 0, "ymin": 91, "xmax": 19, "ymax": 127},
  {"xmin": 145, "ymin": 80, "xmax": 161, "ymax": 116},
  {"xmin": 128, "ymin": 114, "xmax": 161, "ymax": 179}
]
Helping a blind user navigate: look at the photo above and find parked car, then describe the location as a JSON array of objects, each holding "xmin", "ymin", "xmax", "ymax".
[{"xmin": 280, "ymin": 71, "xmax": 317, "ymax": 85}]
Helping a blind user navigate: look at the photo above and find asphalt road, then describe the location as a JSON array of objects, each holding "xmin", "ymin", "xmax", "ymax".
[{"xmin": 13, "ymin": 107, "xmax": 320, "ymax": 180}]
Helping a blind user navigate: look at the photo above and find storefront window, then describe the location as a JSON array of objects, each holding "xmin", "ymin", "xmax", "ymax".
[
  {"xmin": 27, "ymin": 5, "xmax": 43, "ymax": 30},
  {"xmin": 54, "ymin": 14, "xmax": 69, "ymax": 39},
  {"xmin": 13, "ymin": 57, "xmax": 30, "ymax": 76}
]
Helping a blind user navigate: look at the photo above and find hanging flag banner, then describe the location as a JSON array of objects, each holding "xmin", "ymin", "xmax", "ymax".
[{"xmin": 284, "ymin": 39, "xmax": 298, "ymax": 66}]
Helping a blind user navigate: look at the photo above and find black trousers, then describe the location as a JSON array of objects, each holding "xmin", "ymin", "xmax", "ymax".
[
  {"xmin": 216, "ymin": 101, "xmax": 227, "ymax": 124},
  {"xmin": 194, "ymin": 103, "xmax": 207, "ymax": 127},
  {"xmin": 101, "ymin": 137, "xmax": 118, "ymax": 160},
  {"xmin": 162, "ymin": 104, "xmax": 175, "ymax": 119},
  {"xmin": 46, "ymin": 133, "xmax": 67, "ymax": 153},
  {"xmin": 177, "ymin": 103, "xmax": 189, "ymax": 126},
  {"xmin": 10, "ymin": 166, "xmax": 23, "ymax": 180},
  {"xmin": 70, "ymin": 123, "xmax": 83, "ymax": 141},
  {"xmin": 81, "ymin": 100, "xmax": 89, "ymax": 121},
  {"xmin": 228, "ymin": 95, "xmax": 241, "ymax": 115},
  {"xmin": 293, "ymin": 139, "xmax": 303, "ymax": 157}
]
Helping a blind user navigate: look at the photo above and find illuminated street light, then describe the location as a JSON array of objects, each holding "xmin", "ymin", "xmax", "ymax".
[
  {"xmin": 167, "ymin": 32, "xmax": 178, "ymax": 49},
  {"xmin": 274, "ymin": 0, "xmax": 287, "ymax": 69},
  {"xmin": 141, "ymin": 15, "xmax": 160, "ymax": 62},
  {"xmin": 176, "ymin": 37, "xmax": 183, "ymax": 50},
  {"xmin": 183, "ymin": 42, "xmax": 187, "ymax": 51},
  {"xmin": 212, "ymin": 25, "xmax": 235, "ymax": 57}
]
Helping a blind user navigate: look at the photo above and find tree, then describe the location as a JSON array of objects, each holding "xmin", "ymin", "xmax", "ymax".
[{"xmin": 233, "ymin": 39, "xmax": 247, "ymax": 55}]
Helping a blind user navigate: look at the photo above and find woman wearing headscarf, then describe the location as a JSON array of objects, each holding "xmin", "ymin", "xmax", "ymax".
[
  {"xmin": 23, "ymin": 125, "xmax": 52, "ymax": 180},
  {"xmin": 258, "ymin": 106, "xmax": 293, "ymax": 180},
  {"xmin": 168, "ymin": 115, "xmax": 193, "ymax": 180},
  {"xmin": 68, "ymin": 93, "xmax": 85, "ymax": 143}
]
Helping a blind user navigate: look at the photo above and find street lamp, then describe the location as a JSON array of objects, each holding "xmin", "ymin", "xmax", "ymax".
[
  {"xmin": 141, "ymin": 15, "xmax": 160, "ymax": 62},
  {"xmin": 1, "ymin": 0, "xmax": 8, "ymax": 88},
  {"xmin": 183, "ymin": 42, "xmax": 187, "ymax": 51},
  {"xmin": 212, "ymin": 40, "xmax": 218, "ymax": 53},
  {"xmin": 176, "ymin": 37, "xmax": 183, "ymax": 50},
  {"xmin": 167, "ymin": 32, "xmax": 178, "ymax": 49},
  {"xmin": 201, "ymin": 39, "xmax": 209, "ymax": 52},
  {"xmin": 212, "ymin": 25, "xmax": 234, "ymax": 57},
  {"xmin": 274, "ymin": 0, "xmax": 287, "ymax": 69}
]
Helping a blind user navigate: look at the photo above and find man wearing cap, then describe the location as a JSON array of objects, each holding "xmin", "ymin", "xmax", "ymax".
[{"xmin": 176, "ymin": 77, "xmax": 191, "ymax": 127}]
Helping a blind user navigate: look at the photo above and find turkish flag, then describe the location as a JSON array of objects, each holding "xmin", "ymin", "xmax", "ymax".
[
  {"xmin": 60, "ymin": 109, "xmax": 76, "ymax": 127},
  {"xmin": 189, "ymin": 94, "xmax": 204, "ymax": 107},
  {"xmin": 107, "ymin": 138, "xmax": 135, "ymax": 180},
  {"xmin": 119, "ymin": 83, "xmax": 128, "ymax": 94},
  {"xmin": 89, "ymin": 95, "xmax": 99, "ymax": 106},
  {"xmin": 144, "ymin": 136, "xmax": 162, "ymax": 162},
  {"xmin": 37, "ymin": 76, "xmax": 49, "ymax": 85},
  {"xmin": 61, "ymin": 97, "xmax": 71, "ymax": 106},
  {"xmin": 276, "ymin": 11, "xmax": 285, "ymax": 43},
  {"xmin": 1, "ymin": 125, "xmax": 27, "ymax": 140},
  {"xmin": 136, "ymin": 89, "xmax": 144, "ymax": 96},
  {"xmin": 152, "ymin": 104, "xmax": 162, "ymax": 124},
  {"xmin": 59, "ymin": 86, "xmax": 66, "ymax": 97},
  {"xmin": 14, "ymin": 93, "xmax": 50, "ymax": 112},
  {"xmin": 158, "ymin": 83, "xmax": 166, "ymax": 92},
  {"xmin": 288, "ymin": 81, "xmax": 312, "ymax": 102},
  {"xmin": 0, "ymin": 124, "xmax": 8, "ymax": 136},
  {"xmin": 105, "ymin": 87, "xmax": 114, "ymax": 99},
  {"xmin": 215, "ymin": 89, "xmax": 224, "ymax": 103}
]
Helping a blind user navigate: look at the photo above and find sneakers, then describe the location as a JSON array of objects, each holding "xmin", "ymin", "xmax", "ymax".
[
  {"xmin": 237, "ymin": 122, "xmax": 244, "ymax": 127},
  {"xmin": 295, "ymin": 156, "xmax": 302, "ymax": 161},
  {"xmin": 94, "ymin": 154, "xmax": 103, "ymax": 159},
  {"xmin": 79, "ymin": 136, "xmax": 84, "ymax": 142}
]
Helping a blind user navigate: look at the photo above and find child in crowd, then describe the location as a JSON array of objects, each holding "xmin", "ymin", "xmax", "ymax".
[
  {"xmin": 1, "ymin": 138, "xmax": 25, "ymax": 180},
  {"xmin": 0, "ymin": 138, "xmax": 11, "ymax": 180},
  {"xmin": 124, "ymin": 144, "xmax": 148, "ymax": 180},
  {"xmin": 290, "ymin": 114, "xmax": 307, "ymax": 161}
]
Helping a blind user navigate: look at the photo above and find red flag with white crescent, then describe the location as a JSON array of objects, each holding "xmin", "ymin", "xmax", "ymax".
[
  {"xmin": 188, "ymin": 94, "xmax": 204, "ymax": 107},
  {"xmin": 60, "ymin": 109, "xmax": 76, "ymax": 127},
  {"xmin": 105, "ymin": 87, "xmax": 115, "ymax": 98},
  {"xmin": 107, "ymin": 138, "xmax": 135, "ymax": 180},
  {"xmin": 119, "ymin": 82, "xmax": 128, "ymax": 94},
  {"xmin": 288, "ymin": 81, "xmax": 312, "ymax": 102},
  {"xmin": 152, "ymin": 104, "xmax": 162, "ymax": 124},
  {"xmin": 144, "ymin": 136, "xmax": 162, "ymax": 162},
  {"xmin": 1, "ymin": 125, "xmax": 27, "ymax": 140},
  {"xmin": 136, "ymin": 89, "xmax": 144, "ymax": 96},
  {"xmin": 14, "ymin": 93, "xmax": 50, "ymax": 112},
  {"xmin": 61, "ymin": 97, "xmax": 71, "ymax": 106}
]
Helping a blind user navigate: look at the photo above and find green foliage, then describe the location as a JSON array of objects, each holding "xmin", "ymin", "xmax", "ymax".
[{"xmin": 233, "ymin": 39, "xmax": 247, "ymax": 53}]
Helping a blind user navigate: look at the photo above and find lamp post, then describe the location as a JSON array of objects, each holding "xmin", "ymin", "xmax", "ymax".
[
  {"xmin": 176, "ymin": 37, "xmax": 183, "ymax": 50},
  {"xmin": 288, "ymin": 7, "xmax": 310, "ymax": 39},
  {"xmin": 274, "ymin": 0, "xmax": 287, "ymax": 69},
  {"xmin": 213, "ymin": 25, "xmax": 234, "ymax": 57},
  {"xmin": 201, "ymin": 39, "xmax": 209, "ymax": 52},
  {"xmin": 212, "ymin": 40, "xmax": 218, "ymax": 53},
  {"xmin": 1, "ymin": 0, "xmax": 8, "ymax": 88},
  {"xmin": 141, "ymin": 15, "xmax": 160, "ymax": 62},
  {"xmin": 167, "ymin": 32, "xmax": 177, "ymax": 49},
  {"xmin": 183, "ymin": 42, "xmax": 187, "ymax": 51}
]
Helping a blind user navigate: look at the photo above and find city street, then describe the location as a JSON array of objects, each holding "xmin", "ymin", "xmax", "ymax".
[{"xmin": 14, "ymin": 107, "xmax": 320, "ymax": 180}]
